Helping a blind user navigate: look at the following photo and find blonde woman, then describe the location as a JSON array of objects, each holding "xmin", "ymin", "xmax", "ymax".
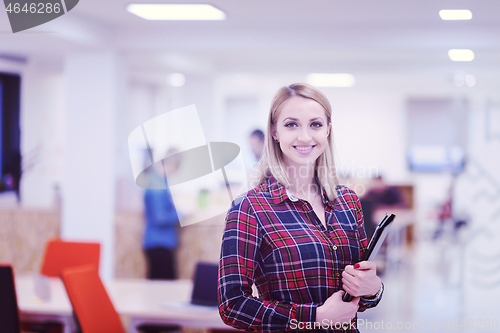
[{"xmin": 218, "ymin": 83, "xmax": 383, "ymax": 332}]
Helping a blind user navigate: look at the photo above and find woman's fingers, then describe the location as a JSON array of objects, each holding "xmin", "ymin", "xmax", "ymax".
[
  {"xmin": 350, "ymin": 296, "xmax": 360, "ymax": 305},
  {"xmin": 343, "ymin": 265, "xmax": 356, "ymax": 276},
  {"xmin": 342, "ymin": 277, "xmax": 360, "ymax": 297},
  {"xmin": 354, "ymin": 261, "xmax": 377, "ymax": 271},
  {"xmin": 342, "ymin": 271, "xmax": 356, "ymax": 286},
  {"xmin": 343, "ymin": 261, "xmax": 381, "ymax": 297}
]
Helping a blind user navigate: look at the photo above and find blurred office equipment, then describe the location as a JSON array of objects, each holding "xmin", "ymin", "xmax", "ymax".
[
  {"xmin": 361, "ymin": 176, "xmax": 403, "ymax": 240},
  {"xmin": 366, "ymin": 183, "xmax": 415, "ymax": 274},
  {"xmin": 407, "ymin": 98, "xmax": 468, "ymax": 173},
  {"xmin": 161, "ymin": 261, "xmax": 219, "ymax": 313},
  {"xmin": 190, "ymin": 262, "xmax": 219, "ymax": 306}
]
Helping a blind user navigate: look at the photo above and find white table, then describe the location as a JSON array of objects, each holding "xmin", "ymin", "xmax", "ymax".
[{"xmin": 16, "ymin": 276, "xmax": 232, "ymax": 333}]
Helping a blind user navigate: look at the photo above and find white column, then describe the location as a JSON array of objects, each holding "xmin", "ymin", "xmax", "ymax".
[{"xmin": 62, "ymin": 51, "xmax": 125, "ymax": 280}]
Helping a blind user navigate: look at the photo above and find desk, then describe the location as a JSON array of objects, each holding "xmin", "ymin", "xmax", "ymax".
[{"xmin": 16, "ymin": 276, "xmax": 231, "ymax": 333}]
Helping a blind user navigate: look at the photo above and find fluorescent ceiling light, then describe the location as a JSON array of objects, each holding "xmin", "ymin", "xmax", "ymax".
[
  {"xmin": 127, "ymin": 4, "xmax": 226, "ymax": 20},
  {"xmin": 448, "ymin": 49, "xmax": 474, "ymax": 61},
  {"xmin": 306, "ymin": 73, "xmax": 355, "ymax": 87},
  {"xmin": 439, "ymin": 9, "xmax": 472, "ymax": 20}
]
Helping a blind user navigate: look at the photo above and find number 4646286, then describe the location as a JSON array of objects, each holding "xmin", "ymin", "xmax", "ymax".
[{"xmin": 6, "ymin": 2, "xmax": 61, "ymax": 14}]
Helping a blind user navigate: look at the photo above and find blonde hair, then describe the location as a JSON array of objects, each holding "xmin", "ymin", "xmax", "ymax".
[{"xmin": 254, "ymin": 83, "xmax": 339, "ymax": 201}]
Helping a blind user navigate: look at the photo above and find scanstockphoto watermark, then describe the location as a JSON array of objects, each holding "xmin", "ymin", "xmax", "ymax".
[
  {"xmin": 289, "ymin": 319, "xmax": 424, "ymax": 330},
  {"xmin": 289, "ymin": 318, "xmax": 357, "ymax": 330}
]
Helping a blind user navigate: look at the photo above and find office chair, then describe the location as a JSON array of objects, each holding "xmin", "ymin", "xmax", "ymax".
[
  {"xmin": 60, "ymin": 264, "xmax": 125, "ymax": 333},
  {"xmin": 22, "ymin": 239, "xmax": 100, "ymax": 333},
  {"xmin": 0, "ymin": 264, "xmax": 21, "ymax": 333},
  {"xmin": 60, "ymin": 265, "xmax": 181, "ymax": 333},
  {"xmin": 40, "ymin": 239, "xmax": 101, "ymax": 277}
]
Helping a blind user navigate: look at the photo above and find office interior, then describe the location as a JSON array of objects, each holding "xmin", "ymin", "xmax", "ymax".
[{"xmin": 1, "ymin": 1, "xmax": 499, "ymax": 332}]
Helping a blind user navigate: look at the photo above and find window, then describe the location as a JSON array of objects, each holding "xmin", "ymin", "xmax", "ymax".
[{"xmin": 0, "ymin": 73, "xmax": 21, "ymax": 197}]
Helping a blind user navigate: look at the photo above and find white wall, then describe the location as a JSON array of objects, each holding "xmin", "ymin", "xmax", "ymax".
[
  {"xmin": 18, "ymin": 58, "xmax": 65, "ymax": 208},
  {"xmin": 62, "ymin": 51, "xmax": 125, "ymax": 280}
]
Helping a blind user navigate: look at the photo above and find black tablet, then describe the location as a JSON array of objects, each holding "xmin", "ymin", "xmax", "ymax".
[{"xmin": 342, "ymin": 213, "xmax": 395, "ymax": 302}]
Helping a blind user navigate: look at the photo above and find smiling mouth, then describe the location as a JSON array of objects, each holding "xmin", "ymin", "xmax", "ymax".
[{"xmin": 293, "ymin": 145, "xmax": 316, "ymax": 152}]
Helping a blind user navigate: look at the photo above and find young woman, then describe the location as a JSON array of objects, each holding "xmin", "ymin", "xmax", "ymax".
[{"xmin": 218, "ymin": 83, "xmax": 383, "ymax": 332}]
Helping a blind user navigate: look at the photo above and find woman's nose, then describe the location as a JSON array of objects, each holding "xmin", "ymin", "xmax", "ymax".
[{"xmin": 297, "ymin": 128, "xmax": 312, "ymax": 142}]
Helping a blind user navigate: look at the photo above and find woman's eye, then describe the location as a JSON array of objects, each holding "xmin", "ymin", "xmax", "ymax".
[
  {"xmin": 311, "ymin": 122, "xmax": 323, "ymax": 128},
  {"xmin": 285, "ymin": 122, "xmax": 297, "ymax": 128}
]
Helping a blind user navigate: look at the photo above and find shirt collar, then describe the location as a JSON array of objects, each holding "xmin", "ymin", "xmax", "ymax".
[{"xmin": 266, "ymin": 175, "xmax": 333, "ymax": 207}]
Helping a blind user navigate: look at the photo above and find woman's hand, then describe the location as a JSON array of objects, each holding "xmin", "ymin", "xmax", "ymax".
[
  {"xmin": 342, "ymin": 261, "xmax": 381, "ymax": 297},
  {"xmin": 315, "ymin": 290, "xmax": 359, "ymax": 326}
]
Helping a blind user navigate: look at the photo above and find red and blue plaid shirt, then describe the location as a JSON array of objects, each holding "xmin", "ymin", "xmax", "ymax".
[{"xmin": 218, "ymin": 176, "xmax": 382, "ymax": 332}]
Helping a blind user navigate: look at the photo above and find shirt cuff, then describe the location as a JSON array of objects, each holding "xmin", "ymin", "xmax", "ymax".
[{"xmin": 361, "ymin": 282, "xmax": 384, "ymax": 301}]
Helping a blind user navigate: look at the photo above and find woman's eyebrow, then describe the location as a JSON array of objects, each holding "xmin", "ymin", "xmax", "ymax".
[{"xmin": 282, "ymin": 117, "xmax": 324, "ymax": 122}]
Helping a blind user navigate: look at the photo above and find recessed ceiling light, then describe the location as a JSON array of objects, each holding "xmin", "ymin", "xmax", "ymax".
[
  {"xmin": 167, "ymin": 73, "xmax": 186, "ymax": 87},
  {"xmin": 448, "ymin": 49, "xmax": 474, "ymax": 61},
  {"xmin": 439, "ymin": 9, "xmax": 472, "ymax": 20},
  {"xmin": 306, "ymin": 73, "xmax": 355, "ymax": 87},
  {"xmin": 465, "ymin": 74, "xmax": 476, "ymax": 87},
  {"xmin": 127, "ymin": 4, "xmax": 226, "ymax": 20}
]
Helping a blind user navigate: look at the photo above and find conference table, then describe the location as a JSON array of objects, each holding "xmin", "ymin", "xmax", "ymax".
[{"xmin": 16, "ymin": 276, "xmax": 232, "ymax": 333}]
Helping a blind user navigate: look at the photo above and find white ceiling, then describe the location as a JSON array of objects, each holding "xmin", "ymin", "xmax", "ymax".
[{"xmin": 1, "ymin": 0, "xmax": 500, "ymax": 76}]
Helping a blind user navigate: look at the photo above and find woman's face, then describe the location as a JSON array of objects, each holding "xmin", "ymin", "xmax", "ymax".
[{"xmin": 272, "ymin": 96, "xmax": 330, "ymax": 171}]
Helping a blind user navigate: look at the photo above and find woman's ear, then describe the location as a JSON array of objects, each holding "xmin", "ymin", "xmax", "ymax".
[{"xmin": 271, "ymin": 125, "xmax": 277, "ymax": 141}]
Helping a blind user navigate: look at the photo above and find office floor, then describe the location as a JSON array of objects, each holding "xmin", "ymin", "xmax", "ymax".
[{"xmin": 359, "ymin": 232, "xmax": 497, "ymax": 333}]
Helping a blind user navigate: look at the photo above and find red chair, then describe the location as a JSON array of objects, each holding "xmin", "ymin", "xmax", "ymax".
[
  {"xmin": 60, "ymin": 265, "xmax": 125, "ymax": 333},
  {"xmin": 40, "ymin": 239, "xmax": 100, "ymax": 277},
  {"xmin": 27, "ymin": 240, "xmax": 99, "ymax": 333},
  {"xmin": 60, "ymin": 265, "xmax": 181, "ymax": 333}
]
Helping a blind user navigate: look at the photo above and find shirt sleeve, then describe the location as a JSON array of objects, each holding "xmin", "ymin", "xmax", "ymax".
[
  {"xmin": 359, "ymin": 282, "xmax": 384, "ymax": 310},
  {"xmin": 347, "ymin": 187, "xmax": 384, "ymax": 312},
  {"xmin": 218, "ymin": 196, "xmax": 316, "ymax": 332}
]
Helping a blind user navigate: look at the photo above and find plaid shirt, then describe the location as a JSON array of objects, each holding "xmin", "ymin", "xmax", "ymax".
[{"xmin": 218, "ymin": 176, "xmax": 382, "ymax": 332}]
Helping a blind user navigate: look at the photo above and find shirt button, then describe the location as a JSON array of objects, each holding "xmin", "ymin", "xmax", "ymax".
[{"xmin": 333, "ymin": 245, "xmax": 338, "ymax": 250}]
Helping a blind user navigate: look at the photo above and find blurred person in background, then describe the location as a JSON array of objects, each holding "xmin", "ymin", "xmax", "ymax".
[
  {"xmin": 247, "ymin": 129, "xmax": 265, "ymax": 187},
  {"xmin": 249, "ymin": 129, "xmax": 265, "ymax": 161},
  {"xmin": 432, "ymin": 175, "xmax": 467, "ymax": 241},
  {"xmin": 218, "ymin": 83, "xmax": 383, "ymax": 332},
  {"xmin": 143, "ymin": 148, "xmax": 182, "ymax": 280},
  {"xmin": 360, "ymin": 175, "xmax": 402, "ymax": 240}
]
